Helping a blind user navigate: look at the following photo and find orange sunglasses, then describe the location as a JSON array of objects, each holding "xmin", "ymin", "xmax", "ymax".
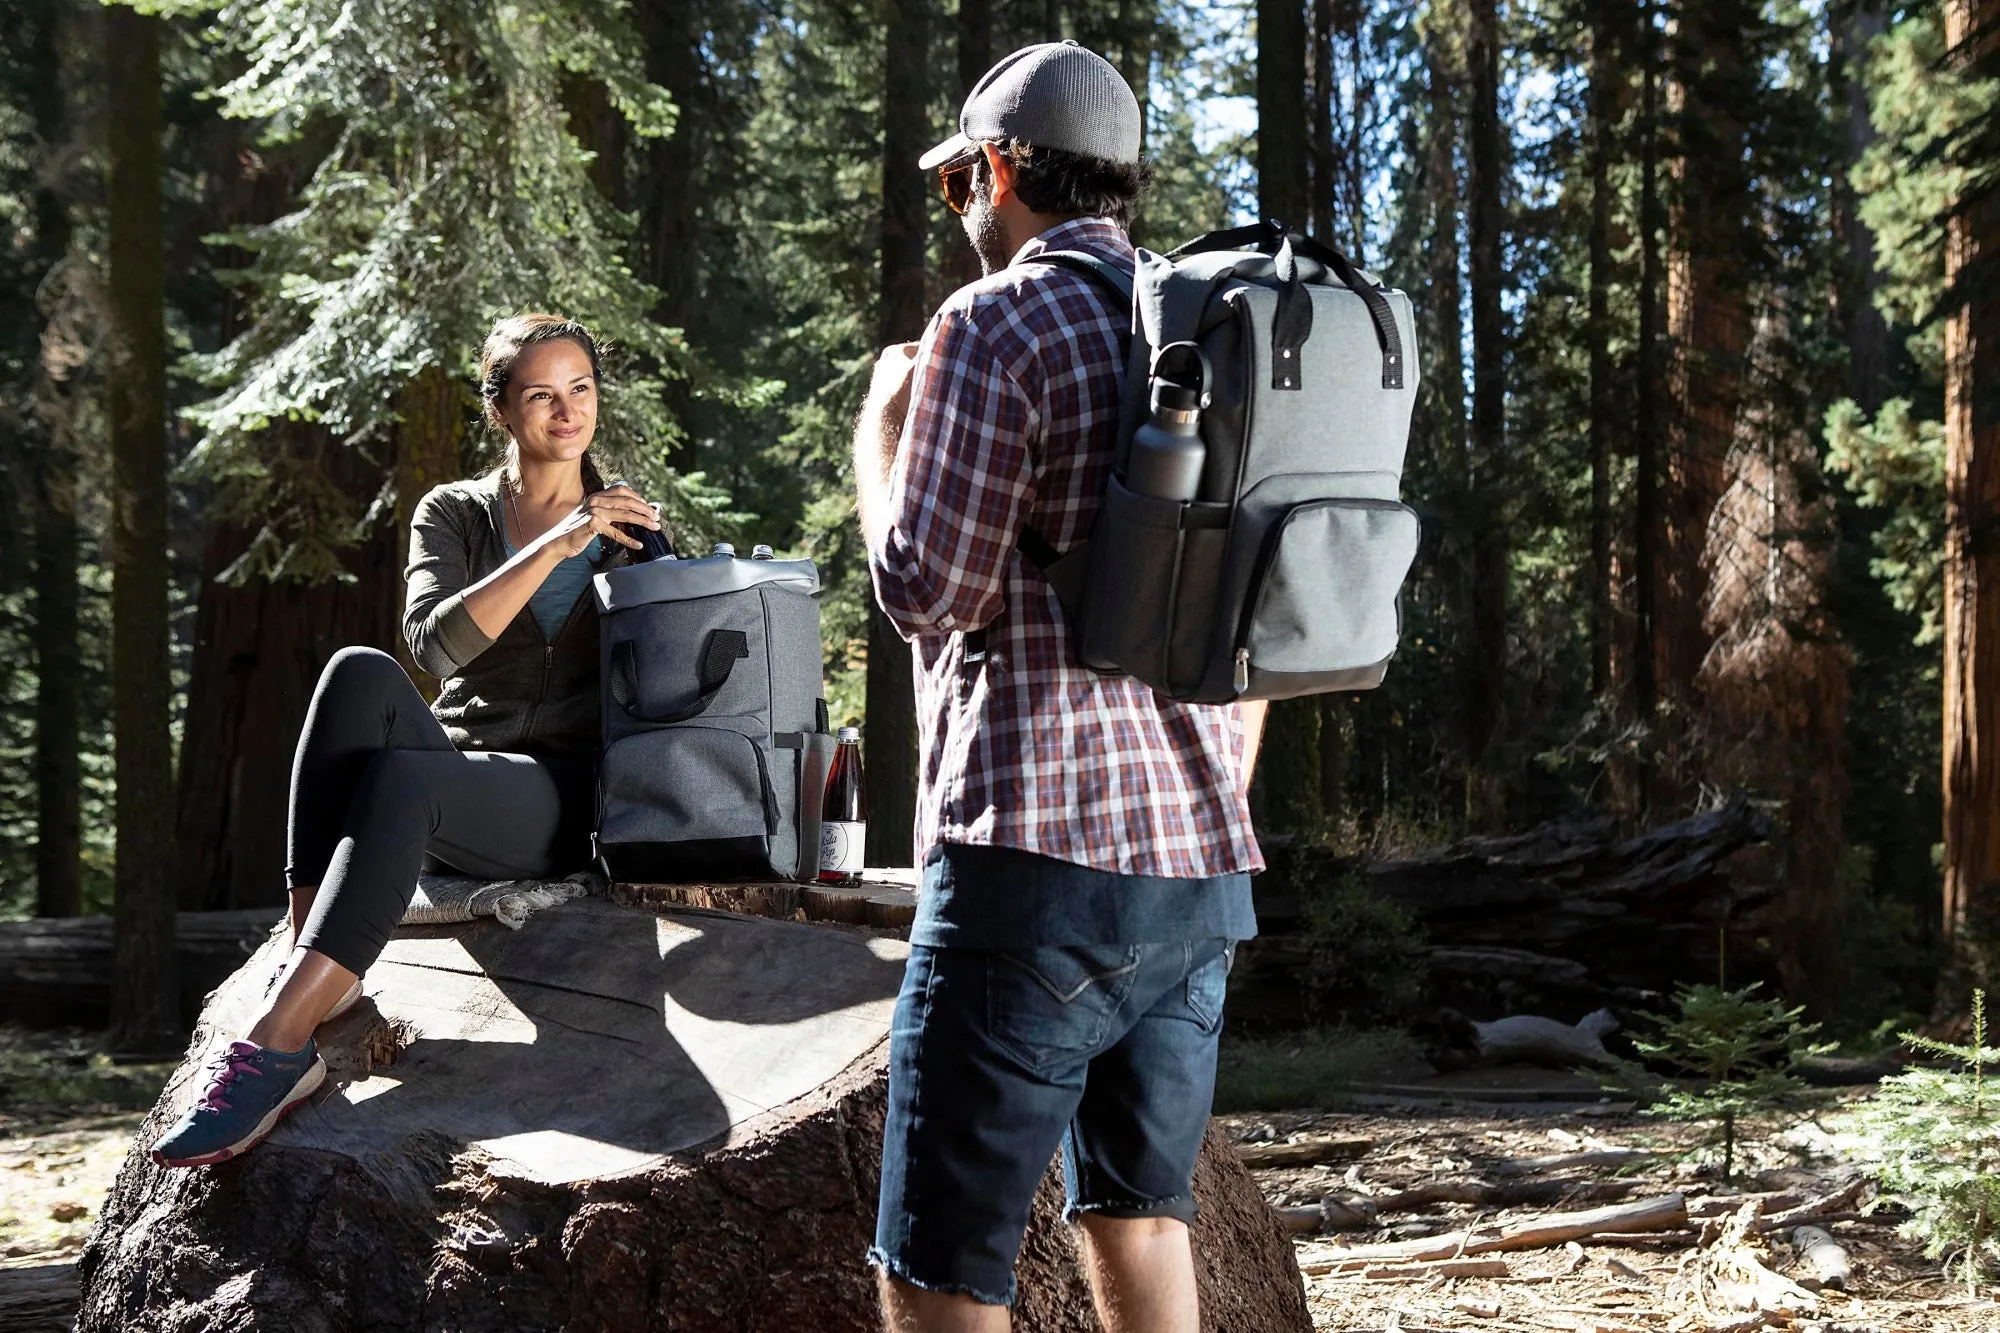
[{"xmin": 937, "ymin": 149, "xmax": 984, "ymax": 215}]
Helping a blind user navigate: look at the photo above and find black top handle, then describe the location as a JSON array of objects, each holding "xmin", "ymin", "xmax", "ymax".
[{"xmin": 1168, "ymin": 220, "xmax": 1405, "ymax": 390}]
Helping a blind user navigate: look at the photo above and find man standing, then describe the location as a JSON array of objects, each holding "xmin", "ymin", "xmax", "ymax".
[{"xmin": 853, "ymin": 42, "xmax": 1267, "ymax": 1333}]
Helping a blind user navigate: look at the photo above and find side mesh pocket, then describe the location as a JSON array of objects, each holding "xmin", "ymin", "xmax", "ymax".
[{"xmin": 1078, "ymin": 477, "xmax": 1228, "ymax": 694}]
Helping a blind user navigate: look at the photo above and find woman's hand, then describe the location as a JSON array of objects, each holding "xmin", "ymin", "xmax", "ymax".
[{"xmin": 538, "ymin": 483, "xmax": 662, "ymax": 558}]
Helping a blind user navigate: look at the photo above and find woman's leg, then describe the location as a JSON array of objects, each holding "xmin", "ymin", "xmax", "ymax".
[
  {"xmin": 284, "ymin": 646, "xmax": 458, "ymax": 944},
  {"xmin": 249, "ymin": 747, "xmax": 566, "ymax": 1050}
]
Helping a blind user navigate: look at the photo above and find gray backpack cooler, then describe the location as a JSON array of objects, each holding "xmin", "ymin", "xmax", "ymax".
[
  {"xmin": 1027, "ymin": 221, "xmax": 1421, "ymax": 704},
  {"xmin": 591, "ymin": 554, "xmax": 834, "ymax": 882}
]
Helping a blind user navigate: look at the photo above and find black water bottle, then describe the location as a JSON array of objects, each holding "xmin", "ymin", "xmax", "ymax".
[
  {"xmin": 1126, "ymin": 380, "xmax": 1206, "ymax": 502},
  {"xmin": 819, "ymin": 727, "xmax": 866, "ymax": 884}
]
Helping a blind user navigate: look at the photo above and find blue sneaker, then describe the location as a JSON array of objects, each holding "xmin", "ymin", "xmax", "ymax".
[{"xmin": 150, "ymin": 1038, "xmax": 326, "ymax": 1168}]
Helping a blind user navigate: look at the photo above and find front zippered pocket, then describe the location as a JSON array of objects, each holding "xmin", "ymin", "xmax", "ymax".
[{"xmin": 1233, "ymin": 496, "xmax": 1419, "ymax": 694}]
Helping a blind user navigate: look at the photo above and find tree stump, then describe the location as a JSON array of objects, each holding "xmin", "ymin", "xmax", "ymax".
[{"xmin": 76, "ymin": 899, "xmax": 1309, "ymax": 1330}]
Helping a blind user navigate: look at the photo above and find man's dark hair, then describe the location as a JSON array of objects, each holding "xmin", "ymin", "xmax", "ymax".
[{"xmin": 992, "ymin": 140, "xmax": 1154, "ymax": 226}]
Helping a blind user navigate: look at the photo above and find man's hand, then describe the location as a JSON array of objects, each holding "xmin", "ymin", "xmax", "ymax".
[{"xmin": 855, "ymin": 341, "xmax": 922, "ymax": 551}]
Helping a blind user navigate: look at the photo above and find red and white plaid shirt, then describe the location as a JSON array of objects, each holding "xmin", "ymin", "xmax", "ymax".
[{"xmin": 869, "ymin": 218, "xmax": 1264, "ymax": 879}]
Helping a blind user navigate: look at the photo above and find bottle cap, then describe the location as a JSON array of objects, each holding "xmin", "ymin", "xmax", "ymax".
[
  {"xmin": 751, "ymin": 544, "xmax": 775, "ymax": 559},
  {"xmin": 1153, "ymin": 381, "xmax": 1200, "ymax": 413},
  {"xmin": 836, "ymin": 726, "xmax": 861, "ymax": 741},
  {"xmin": 710, "ymin": 542, "xmax": 736, "ymax": 558}
]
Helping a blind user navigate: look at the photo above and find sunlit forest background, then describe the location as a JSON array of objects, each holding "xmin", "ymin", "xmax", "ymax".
[{"xmin": 2, "ymin": 0, "xmax": 1997, "ymax": 1047}]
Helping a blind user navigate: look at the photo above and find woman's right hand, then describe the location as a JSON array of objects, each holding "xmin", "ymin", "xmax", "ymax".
[{"xmin": 539, "ymin": 483, "xmax": 661, "ymax": 559}]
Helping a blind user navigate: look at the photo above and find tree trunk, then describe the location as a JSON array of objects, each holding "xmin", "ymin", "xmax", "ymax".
[
  {"xmin": 1587, "ymin": 5, "xmax": 1617, "ymax": 700},
  {"xmin": 867, "ymin": 0, "xmax": 931, "ymax": 868},
  {"xmin": 1257, "ymin": 0, "xmax": 1308, "ymax": 226},
  {"xmin": 1464, "ymin": 0, "xmax": 1506, "ymax": 817},
  {"xmin": 1634, "ymin": 0, "xmax": 1663, "ymax": 721},
  {"xmin": 1662, "ymin": 0, "xmax": 1754, "ymax": 733},
  {"xmin": 104, "ymin": 4, "xmax": 177, "ymax": 1053},
  {"xmin": 1251, "ymin": 700, "xmax": 1324, "ymax": 836},
  {"xmin": 171, "ymin": 472, "xmax": 400, "ymax": 912},
  {"xmin": 27, "ymin": 0, "xmax": 80, "ymax": 919},
  {"xmin": 561, "ymin": 76, "xmax": 629, "ymax": 212},
  {"xmin": 944, "ymin": 0, "xmax": 993, "ymax": 287},
  {"xmin": 1940, "ymin": 0, "xmax": 2000, "ymax": 1000},
  {"xmin": 77, "ymin": 902, "xmax": 1312, "ymax": 1331},
  {"xmin": 1309, "ymin": 0, "xmax": 1334, "ymax": 240},
  {"xmin": 638, "ymin": 0, "xmax": 701, "ymax": 471},
  {"xmin": 1837, "ymin": 1, "xmax": 1889, "ymax": 416}
]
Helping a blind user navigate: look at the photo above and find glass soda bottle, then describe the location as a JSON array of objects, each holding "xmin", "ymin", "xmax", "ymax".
[{"xmin": 819, "ymin": 726, "xmax": 866, "ymax": 884}]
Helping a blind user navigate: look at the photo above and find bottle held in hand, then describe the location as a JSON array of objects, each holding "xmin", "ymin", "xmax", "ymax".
[{"xmin": 819, "ymin": 727, "xmax": 866, "ymax": 885}]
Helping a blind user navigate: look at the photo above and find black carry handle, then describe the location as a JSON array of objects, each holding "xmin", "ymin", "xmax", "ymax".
[
  {"xmin": 1168, "ymin": 220, "xmax": 1405, "ymax": 390},
  {"xmin": 774, "ymin": 728, "xmax": 838, "ymax": 883},
  {"xmin": 609, "ymin": 629, "xmax": 748, "ymax": 724}
]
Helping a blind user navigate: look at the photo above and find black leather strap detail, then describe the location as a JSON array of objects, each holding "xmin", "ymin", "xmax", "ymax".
[
  {"xmin": 1167, "ymin": 219, "xmax": 1404, "ymax": 390},
  {"xmin": 1271, "ymin": 235, "xmax": 1314, "ymax": 392},
  {"xmin": 609, "ymin": 629, "xmax": 748, "ymax": 724}
]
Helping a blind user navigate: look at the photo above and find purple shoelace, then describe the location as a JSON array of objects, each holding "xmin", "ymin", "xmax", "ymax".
[{"xmin": 198, "ymin": 1041, "xmax": 268, "ymax": 1113}]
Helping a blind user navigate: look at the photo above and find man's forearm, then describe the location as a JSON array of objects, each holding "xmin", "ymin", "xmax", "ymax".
[
  {"xmin": 1237, "ymin": 700, "xmax": 1268, "ymax": 797},
  {"xmin": 853, "ymin": 399, "xmax": 899, "ymax": 553}
]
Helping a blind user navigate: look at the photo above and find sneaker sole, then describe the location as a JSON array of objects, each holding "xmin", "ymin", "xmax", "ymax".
[{"xmin": 149, "ymin": 1056, "xmax": 327, "ymax": 1169}]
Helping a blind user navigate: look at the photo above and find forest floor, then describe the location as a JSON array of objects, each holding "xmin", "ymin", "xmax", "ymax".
[
  {"xmin": 1217, "ymin": 1068, "xmax": 1998, "ymax": 1333},
  {"xmin": 3, "ymin": 1024, "xmax": 1996, "ymax": 1331}
]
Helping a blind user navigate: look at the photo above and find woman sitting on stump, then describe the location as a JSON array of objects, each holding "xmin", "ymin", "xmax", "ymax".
[{"xmin": 152, "ymin": 313, "xmax": 667, "ymax": 1168}]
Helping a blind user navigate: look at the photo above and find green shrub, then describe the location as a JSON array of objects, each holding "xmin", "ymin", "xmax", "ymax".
[
  {"xmin": 1212, "ymin": 1028, "xmax": 1416, "ymax": 1113},
  {"xmin": 1299, "ymin": 867, "xmax": 1427, "ymax": 1026},
  {"xmin": 1852, "ymin": 991, "xmax": 2000, "ymax": 1294},
  {"xmin": 1611, "ymin": 982, "xmax": 1834, "ymax": 1183}
]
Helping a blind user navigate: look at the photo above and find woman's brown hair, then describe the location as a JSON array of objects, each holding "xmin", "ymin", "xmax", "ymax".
[{"xmin": 478, "ymin": 312, "xmax": 608, "ymax": 493}]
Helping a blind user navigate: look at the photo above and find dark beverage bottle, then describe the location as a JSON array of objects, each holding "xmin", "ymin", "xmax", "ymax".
[{"xmin": 819, "ymin": 726, "xmax": 866, "ymax": 884}]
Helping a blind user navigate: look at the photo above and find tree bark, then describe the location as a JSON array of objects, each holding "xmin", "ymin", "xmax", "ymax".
[
  {"xmin": 561, "ymin": 76, "xmax": 629, "ymax": 212},
  {"xmin": 638, "ymin": 0, "xmax": 701, "ymax": 471},
  {"xmin": 1251, "ymin": 700, "xmax": 1324, "ymax": 836},
  {"xmin": 1587, "ymin": 5, "xmax": 1618, "ymax": 700},
  {"xmin": 1633, "ymin": 0, "xmax": 1663, "ymax": 721},
  {"xmin": 1941, "ymin": 0, "xmax": 2000, "ymax": 1000},
  {"xmin": 27, "ymin": 0, "xmax": 81, "ymax": 918},
  {"xmin": 1257, "ymin": 0, "xmax": 1309, "ymax": 226},
  {"xmin": 1464, "ymin": 0, "xmax": 1506, "ymax": 815},
  {"xmin": 1836, "ymin": 1, "xmax": 1889, "ymax": 415},
  {"xmin": 866, "ymin": 0, "xmax": 931, "ymax": 868},
  {"xmin": 1309, "ymin": 0, "xmax": 1334, "ymax": 240},
  {"xmin": 1662, "ymin": 0, "xmax": 1754, "ymax": 736},
  {"xmin": 943, "ymin": 0, "xmax": 993, "ymax": 287},
  {"xmin": 104, "ymin": 3, "xmax": 177, "ymax": 1053}
]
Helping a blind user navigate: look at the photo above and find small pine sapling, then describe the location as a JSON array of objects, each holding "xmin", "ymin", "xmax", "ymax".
[
  {"xmin": 1853, "ymin": 990, "xmax": 2000, "ymax": 1295},
  {"xmin": 1615, "ymin": 982, "xmax": 1834, "ymax": 1183}
]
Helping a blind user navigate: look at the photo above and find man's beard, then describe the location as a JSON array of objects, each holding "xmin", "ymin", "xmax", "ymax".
[{"xmin": 963, "ymin": 194, "xmax": 1011, "ymax": 275}]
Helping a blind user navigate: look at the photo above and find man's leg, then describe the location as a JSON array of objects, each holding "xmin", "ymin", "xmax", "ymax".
[
  {"xmin": 876, "ymin": 1273, "xmax": 1010, "ymax": 1333},
  {"xmin": 1062, "ymin": 937, "xmax": 1235, "ymax": 1333},
  {"xmin": 1074, "ymin": 1214, "xmax": 1198, "ymax": 1333}
]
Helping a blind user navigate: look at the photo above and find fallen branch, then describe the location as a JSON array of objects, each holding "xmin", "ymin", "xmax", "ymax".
[
  {"xmin": 1375, "ymin": 1179, "xmax": 1639, "ymax": 1214},
  {"xmin": 1312, "ymin": 1193, "xmax": 1689, "ymax": 1267},
  {"xmin": 1687, "ymin": 1192, "xmax": 1804, "ymax": 1220},
  {"xmin": 1758, "ymin": 1179, "xmax": 1871, "ymax": 1232},
  {"xmin": 1301, "ymin": 1256, "xmax": 1513, "ymax": 1280},
  {"xmin": 1489, "ymin": 1149, "xmax": 1661, "ymax": 1178},
  {"xmin": 1236, "ymin": 1136, "xmax": 1376, "ymax": 1169},
  {"xmin": 1666, "ymin": 1203, "xmax": 1819, "ymax": 1324}
]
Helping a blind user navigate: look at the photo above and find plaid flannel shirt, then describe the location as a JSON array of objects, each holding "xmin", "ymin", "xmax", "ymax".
[{"xmin": 868, "ymin": 217, "xmax": 1264, "ymax": 879}]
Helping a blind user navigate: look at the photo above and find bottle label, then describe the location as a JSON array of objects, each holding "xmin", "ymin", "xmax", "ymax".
[{"xmin": 819, "ymin": 821, "xmax": 866, "ymax": 876}]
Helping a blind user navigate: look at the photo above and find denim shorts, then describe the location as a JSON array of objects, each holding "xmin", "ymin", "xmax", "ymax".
[{"xmin": 867, "ymin": 937, "xmax": 1234, "ymax": 1306}]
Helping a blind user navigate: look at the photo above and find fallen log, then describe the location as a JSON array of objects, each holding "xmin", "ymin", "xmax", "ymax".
[
  {"xmin": 1689, "ymin": 1192, "xmax": 1805, "ymax": 1220},
  {"xmin": 0, "ymin": 909, "xmax": 280, "ymax": 1030},
  {"xmin": 1668, "ymin": 1204, "xmax": 1819, "ymax": 1321},
  {"xmin": 1240, "ymin": 797, "xmax": 1775, "ymax": 1024},
  {"xmin": 0, "ymin": 1262, "xmax": 77, "ymax": 1333},
  {"xmin": 1451, "ymin": 1009, "xmax": 1621, "ymax": 1069},
  {"xmin": 77, "ymin": 899, "xmax": 1310, "ymax": 1331},
  {"xmin": 1235, "ymin": 1136, "xmax": 1376, "ymax": 1169},
  {"xmin": 1373, "ymin": 1178, "xmax": 1640, "ymax": 1213},
  {"xmin": 1302, "ymin": 1257, "xmax": 1512, "ymax": 1280},
  {"xmin": 1311, "ymin": 1193, "xmax": 1690, "ymax": 1267},
  {"xmin": 1488, "ymin": 1148, "xmax": 1661, "ymax": 1177}
]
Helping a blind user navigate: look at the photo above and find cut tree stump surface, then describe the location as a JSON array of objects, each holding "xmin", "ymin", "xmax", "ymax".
[{"xmin": 78, "ymin": 893, "xmax": 1310, "ymax": 1330}]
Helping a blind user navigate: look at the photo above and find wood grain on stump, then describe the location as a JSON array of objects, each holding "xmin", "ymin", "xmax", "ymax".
[{"xmin": 77, "ymin": 898, "xmax": 1308, "ymax": 1330}]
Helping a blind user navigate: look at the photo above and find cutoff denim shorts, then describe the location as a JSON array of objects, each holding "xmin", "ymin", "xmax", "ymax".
[{"xmin": 867, "ymin": 935, "xmax": 1235, "ymax": 1306}]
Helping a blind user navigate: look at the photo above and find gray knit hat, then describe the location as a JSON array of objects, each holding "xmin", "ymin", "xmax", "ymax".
[{"xmin": 918, "ymin": 41, "xmax": 1142, "ymax": 171}]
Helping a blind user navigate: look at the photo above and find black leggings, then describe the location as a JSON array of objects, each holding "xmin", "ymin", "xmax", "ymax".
[{"xmin": 287, "ymin": 647, "xmax": 591, "ymax": 976}]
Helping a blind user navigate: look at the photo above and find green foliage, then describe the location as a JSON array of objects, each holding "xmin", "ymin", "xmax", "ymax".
[
  {"xmin": 1616, "ymin": 982, "xmax": 1835, "ymax": 1183},
  {"xmin": 1298, "ymin": 863, "xmax": 1428, "ymax": 1025},
  {"xmin": 1824, "ymin": 396, "xmax": 1946, "ymax": 645},
  {"xmin": 181, "ymin": 0, "xmax": 731, "ymax": 583},
  {"xmin": 1852, "ymin": 991, "xmax": 2000, "ymax": 1293},
  {"xmin": 1212, "ymin": 1027, "xmax": 1416, "ymax": 1113}
]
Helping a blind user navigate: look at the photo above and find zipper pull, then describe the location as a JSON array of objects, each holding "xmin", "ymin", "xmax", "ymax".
[{"xmin": 1233, "ymin": 647, "xmax": 1250, "ymax": 694}]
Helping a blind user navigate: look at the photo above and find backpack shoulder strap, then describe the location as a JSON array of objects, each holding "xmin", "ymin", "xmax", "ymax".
[{"xmin": 1033, "ymin": 249, "xmax": 1136, "ymax": 305}]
